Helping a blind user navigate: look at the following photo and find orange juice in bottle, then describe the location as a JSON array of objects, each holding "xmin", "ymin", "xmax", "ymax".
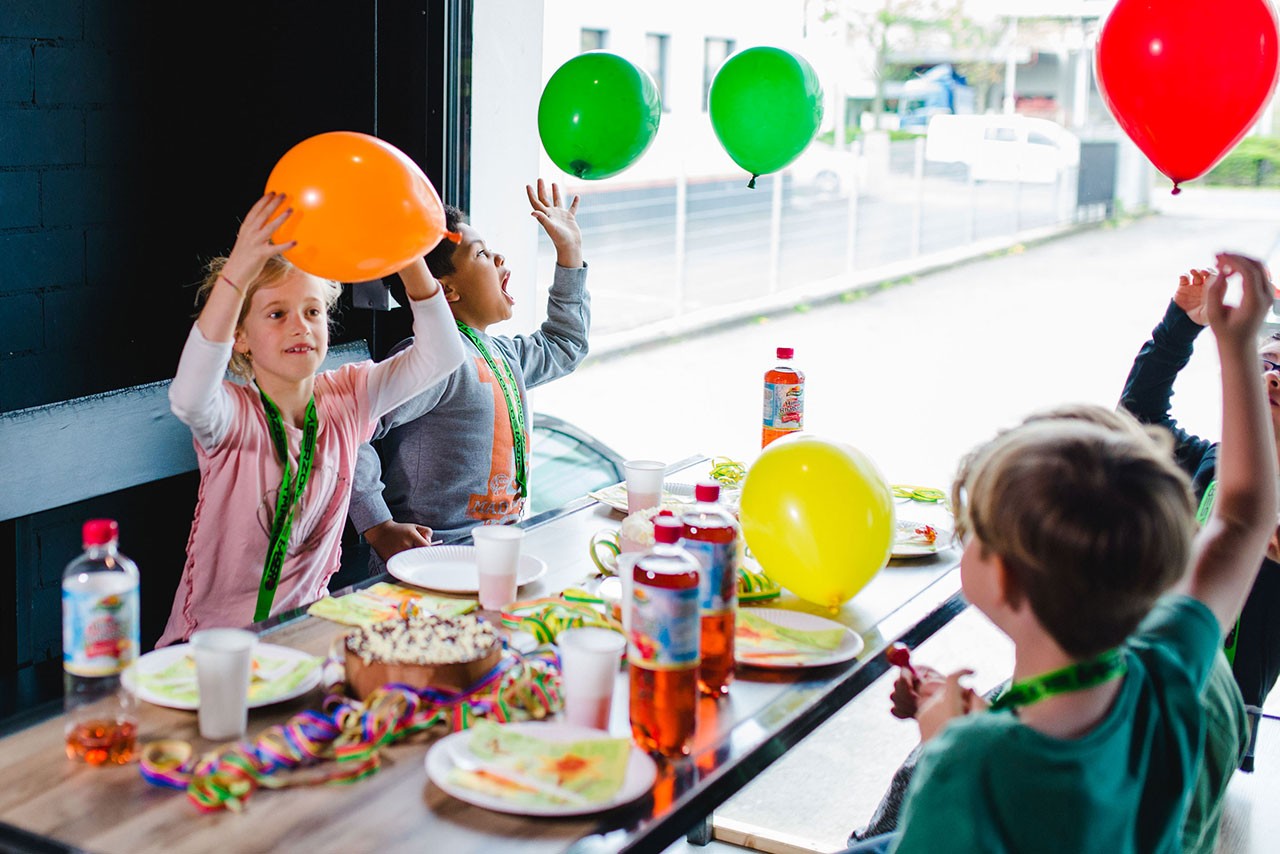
[
  {"xmin": 762, "ymin": 346, "xmax": 804, "ymax": 447},
  {"xmin": 680, "ymin": 482, "xmax": 740, "ymax": 697},
  {"xmin": 629, "ymin": 517, "xmax": 701, "ymax": 757}
]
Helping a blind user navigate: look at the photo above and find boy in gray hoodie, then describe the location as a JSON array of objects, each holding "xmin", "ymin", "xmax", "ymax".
[{"xmin": 348, "ymin": 179, "xmax": 589, "ymax": 570}]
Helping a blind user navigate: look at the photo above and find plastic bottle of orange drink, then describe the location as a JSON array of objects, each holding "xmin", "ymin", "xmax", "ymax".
[
  {"xmin": 680, "ymin": 481, "xmax": 741, "ymax": 697},
  {"xmin": 762, "ymin": 346, "xmax": 804, "ymax": 447},
  {"xmin": 629, "ymin": 517, "xmax": 701, "ymax": 757}
]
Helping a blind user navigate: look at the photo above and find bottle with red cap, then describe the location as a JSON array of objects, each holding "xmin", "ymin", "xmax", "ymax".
[
  {"xmin": 628, "ymin": 516, "xmax": 701, "ymax": 757},
  {"xmin": 680, "ymin": 481, "xmax": 741, "ymax": 697},
  {"xmin": 762, "ymin": 346, "xmax": 805, "ymax": 447},
  {"xmin": 61, "ymin": 518, "xmax": 140, "ymax": 765}
]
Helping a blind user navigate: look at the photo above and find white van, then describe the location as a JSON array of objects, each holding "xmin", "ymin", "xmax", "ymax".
[{"xmin": 925, "ymin": 114, "xmax": 1081, "ymax": 183}]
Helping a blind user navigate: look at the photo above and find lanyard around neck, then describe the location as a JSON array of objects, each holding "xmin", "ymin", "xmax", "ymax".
[
  {"xmin": 989, "ymin": 647, "xmax": 1127, "ymax": 713},
  {"xmin": 255, "ymin": 387, "xmax": 319, "ymax": 623},
  {"xmin": 456, "ymin": 321, "xmax": 528, "ymax": 500},
  {"xmin": 1195, "ymin": 480, "xmax": 1240, "ymax": 664}
]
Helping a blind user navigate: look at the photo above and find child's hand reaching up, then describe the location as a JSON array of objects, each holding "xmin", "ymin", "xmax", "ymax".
[
  {"xmin": 222, "ymin": 192, "xmax": 296, "ymax": 292},
  {"xmin": 1172, "ymin": 267, "xmax": 1214, "ymax": 326},
  {"xmin": 527, "ymin": 179, "xmax": 582, "ymax": 268},
  {"xmin": 1205, "ymin": 252, "xmax": 1273, "ymax": 347}
]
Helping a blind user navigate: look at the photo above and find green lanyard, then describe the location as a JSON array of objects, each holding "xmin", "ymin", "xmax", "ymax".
[
  {"xmin": 255, "ymin": 388, "xmax": 318, "ymax": 622},
  {"xmin": 1196, "ymin": 480, "xmax": 1240, "ymax": 664},
  {"xmin": 989, "ymin": 647, "xmax": 1128, "ymax": 713},
  {"xmin": 456, "ymin": 321, "xmax": 528, "ymax": 500}
]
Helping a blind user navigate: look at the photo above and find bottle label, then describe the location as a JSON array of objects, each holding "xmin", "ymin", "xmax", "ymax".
[
  {"xmin": 682, "ymin": 539, "xmax": 741, "ymax": 614},
  {"xmin": 763, "ymin": 382, "xmax": 804, "ymax": 431},
  {"xmin": 62, "ymin": 577, "xmax": 139, "ymax": 678},
  {"xmin": 628, "ymin": 582, "xmax": 700, "ymax": 671}
]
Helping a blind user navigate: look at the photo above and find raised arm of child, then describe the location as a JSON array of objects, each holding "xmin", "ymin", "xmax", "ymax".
[
  {"xmin": 1183, "ymin": 252, "xmax": 1279, "ymax": 631},
  {"xmin": 364, "ymin": 254, "xmax": 465, "ymax": 421},
  {"xmin": 195, "ymin": 192, "xmax": 296, "ymax": 344}
]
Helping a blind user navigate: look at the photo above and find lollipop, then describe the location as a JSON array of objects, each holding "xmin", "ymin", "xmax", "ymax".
[{"xmin": 887, "ymin": 642, "xmax": 919, "ymax": 680}]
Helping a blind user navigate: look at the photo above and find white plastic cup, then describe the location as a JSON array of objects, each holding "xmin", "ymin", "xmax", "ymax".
[
  {"xmin": 558, "ymin": 626, "xmax": 626, "ymax": 731},
  {"xmin": 624, "ymin": 460, "xmax": 665, "ymax": 515},
  {"xmin": 472, "ymin": 525, "xmax": 525, "ymax": 610},
  {"xmin": 189, "ymin": 628, "xmax": 257, "ymax": 741}
]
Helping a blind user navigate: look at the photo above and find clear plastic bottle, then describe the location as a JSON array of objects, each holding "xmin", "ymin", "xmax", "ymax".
[
  {"xmin": 680, "ymin": 481, "xmax": 741, "ymax": 697},
  {"xmin": 628, "ymin": 516, "xmax": 701, "ymax": 757},
  {"xmin": 62, "ymin": 519, "xmax": 140, "ymax": 765},
  {"xmin": 762, "ymin": 346, "xmax": 805, "ymax": 447}
]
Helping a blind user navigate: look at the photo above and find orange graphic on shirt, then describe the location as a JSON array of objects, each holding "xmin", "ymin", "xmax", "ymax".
[{"xmin": 467, "ymin": 357, "xmax": 526, "ymax": 523}]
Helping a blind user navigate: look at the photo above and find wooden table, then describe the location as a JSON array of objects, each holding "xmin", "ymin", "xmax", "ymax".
[{"xmin": 0, "ymin": 456, "xmax": 965, "ymax": 854}]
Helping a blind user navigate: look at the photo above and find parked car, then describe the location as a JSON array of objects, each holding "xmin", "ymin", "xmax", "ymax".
[
  {"xmin": 528, "ymin": 412, "xmax": 626, "ymax": 515},
  {"xmin": 925, "ymin": 114, "xmax": 1080, "ymax": 183},
  {"xmin": 787, "ymin": 142, "xmax": 859, "ymax": 199}
]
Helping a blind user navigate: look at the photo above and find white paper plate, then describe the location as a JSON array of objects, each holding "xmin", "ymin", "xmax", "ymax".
[
  {"xmin": 588, "ymin": 481, "xmax": 696, "ymax": 513},
  {"xmin": 387, "ymin": 545, "xmax": 547, "ymax": 594},
  {"xmin": 891, "ymin": 519, "xmax": 952, "ymax": 559},
  {"xmin": 121, "ymin": 642, "xmax": 322, "ymax": 711},
  {"xmin": 735, "ymin": 607, "xmax": 864, "ymax": 670},
  {"xmin": 426, "ymin": 721, "xmax": 657, "ymax": 817}
]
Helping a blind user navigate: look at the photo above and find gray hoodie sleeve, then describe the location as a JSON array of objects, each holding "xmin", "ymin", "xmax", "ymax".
[{"xmin": 507, "ymin": 263, "xmax": 590, "ymax": 389}]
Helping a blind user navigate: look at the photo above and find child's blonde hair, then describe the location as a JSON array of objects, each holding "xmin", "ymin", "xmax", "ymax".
[
  {"xmin": 951, "ymin": 409, "xmax": 1196, "ymax": 657},
  {"xmin": 194, "ymin": 255, "xmax": 342, "ymax": 381}
]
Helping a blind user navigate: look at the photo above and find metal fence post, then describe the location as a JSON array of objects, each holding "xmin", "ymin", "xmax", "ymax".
[
  {"xmin": 912, "ymin": 136, "xmax": 924, "ymax": 257},
  {"xmin": 675, "ymin": 170, "xmax": 688, "ymax": 316}
]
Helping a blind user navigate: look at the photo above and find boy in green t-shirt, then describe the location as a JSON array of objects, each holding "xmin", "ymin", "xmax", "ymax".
[{"xmin": 845, "ymin": 252, "xmax": 1275, "ymax": 854}]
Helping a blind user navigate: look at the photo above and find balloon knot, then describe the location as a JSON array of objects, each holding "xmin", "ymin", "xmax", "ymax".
[
  {"xmin": 444, "ymin": 230, "xmax": 462, "ymax": 244},
  {"xmin": 1171, "ymin": 185, "xmax": 1182, "ymax": 196},
  {"xmin": 747, "ymin": 175, "xmax": 758, "ymax": 190}
]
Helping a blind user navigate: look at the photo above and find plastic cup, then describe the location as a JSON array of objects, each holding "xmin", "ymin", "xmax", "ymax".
[
  {"xmin": 624, "ymin": 460, "xmax": 665, "ymax": 515},
  {"xmin": 557, "ymin": 626, "xmax": 626, "ymax": 731},
  {"xmin": 189, "ymin": 628, "xmax": 257, "ymax": 741},
  {"xmin": 472, "ymin": 525, "xmax": 525, "ymax": 610}
]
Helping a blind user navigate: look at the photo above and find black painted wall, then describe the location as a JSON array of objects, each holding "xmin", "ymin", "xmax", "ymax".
[{"xmin": 0, "ymin": 0, "xmax": 466, "ymax": 723}]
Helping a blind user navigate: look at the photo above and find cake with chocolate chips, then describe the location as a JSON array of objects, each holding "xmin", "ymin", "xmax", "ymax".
[{"xmin": 344, "ymin": 612, "xmax": 503, "ymax": 699}]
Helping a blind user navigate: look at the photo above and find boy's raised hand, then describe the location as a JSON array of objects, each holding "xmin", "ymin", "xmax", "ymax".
[
  {"xmin": 1205, "ymin": 252, "xmax": 1272, "ymax": 345},
  {"xmin": 223, "ymin": 192, "xmax": 296, "ymax": 291},
  {"xmin": 527, "ymin": 179, "xmax": 583, "ymax": 268}
]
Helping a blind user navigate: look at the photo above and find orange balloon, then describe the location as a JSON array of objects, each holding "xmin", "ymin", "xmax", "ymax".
[{"xmin": 265, "ymin": 131, "xmax": 448, "ymax": 282}]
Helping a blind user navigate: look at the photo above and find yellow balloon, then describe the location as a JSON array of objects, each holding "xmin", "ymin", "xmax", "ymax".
[{"xmin": 739, "ymin": 435, "xmax": 895, "ymax": 610}]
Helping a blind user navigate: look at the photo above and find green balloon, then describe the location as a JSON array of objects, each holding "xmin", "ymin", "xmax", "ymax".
[
  {"xmin": 538, "ymin": 51, "xmax": 662, "ymax": 181},
  {"xmin": 709, "ymin": 47, "xmax": 824, "ymax": 187}
]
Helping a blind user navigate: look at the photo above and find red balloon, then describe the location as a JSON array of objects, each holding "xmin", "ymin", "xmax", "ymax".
[
  {"xmin": 265, "ymin": 131, "xmax": 449, "ymax": 282},
  {"xmin": 1095, "ymin": 0, "xmax": 1280, "ymax": 193}
]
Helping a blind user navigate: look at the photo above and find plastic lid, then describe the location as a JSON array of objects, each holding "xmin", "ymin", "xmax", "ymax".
[
  {"xmin": 776, "ymin": 347, "xmax": 794, "ymax": 359},
  {"xmin": 695, "ymin": 482, "xmax": 721, "ymax": 503},
  {"xmin": 82, "ymin": 519, "xmax": 118, "ymax": 547},
  {"xmin": 653, "ymin": 517, "xmax": 682, "ymax": 544}
]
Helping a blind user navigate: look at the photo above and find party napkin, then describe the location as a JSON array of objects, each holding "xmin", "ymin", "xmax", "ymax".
[
  {"xmin": 736, "ymin": 609, "xmax": 846, "ymax": 658},
  {"xmin": 136, "ymin": 646, "xmax": 321, "ymax": 707},
  {"xmin": 447, "ymin": 719, "xmax": 630, "ymax": 807},
  {"xmin": 306, "ymin": 582, "xmax": 476, "ymax": 627}
]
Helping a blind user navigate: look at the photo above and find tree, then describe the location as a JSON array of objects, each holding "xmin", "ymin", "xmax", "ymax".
[{"xmin": 815, "ymin": 0, "xmax": 957, "ymax": 130}]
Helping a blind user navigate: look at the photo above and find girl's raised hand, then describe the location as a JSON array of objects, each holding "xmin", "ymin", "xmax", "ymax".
[{"xmin": 223, "ymin": 192, "xmax": 297, "ymax": 289}]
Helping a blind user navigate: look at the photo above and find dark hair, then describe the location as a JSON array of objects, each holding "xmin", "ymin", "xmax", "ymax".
[{"xmin": 425, "ymin": 204, "xmax": 467, "ymax": 279}]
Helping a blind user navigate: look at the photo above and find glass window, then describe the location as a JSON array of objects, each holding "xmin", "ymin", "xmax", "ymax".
[
  {"xmin": 580, "ymin": 27, "xmax": 608, "ymax": 52},
  {"xmin": 703, "ymin": 37, "xmax": 736, "ymax": 111},
  {"xmin": 645, "ymin": 33, "xmax": 670, "ymax": 112}
]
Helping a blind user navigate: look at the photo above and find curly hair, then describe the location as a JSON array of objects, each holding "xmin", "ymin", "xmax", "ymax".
[
  {"xmin": 951, "ymin": 410, "xmax": 1195, "ymax": 657},
  {"xmin": 425, "ymin": 204, "xmax": 468, "ymax": 279},
  {"xmin": 193, "ymin": 255, "xmax": 342, "ymax": 381}
]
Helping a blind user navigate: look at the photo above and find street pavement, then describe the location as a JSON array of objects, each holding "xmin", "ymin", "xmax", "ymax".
[{"xmin": 530, "ymin": 186, "xmax": 1280, "ymax": 494}]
